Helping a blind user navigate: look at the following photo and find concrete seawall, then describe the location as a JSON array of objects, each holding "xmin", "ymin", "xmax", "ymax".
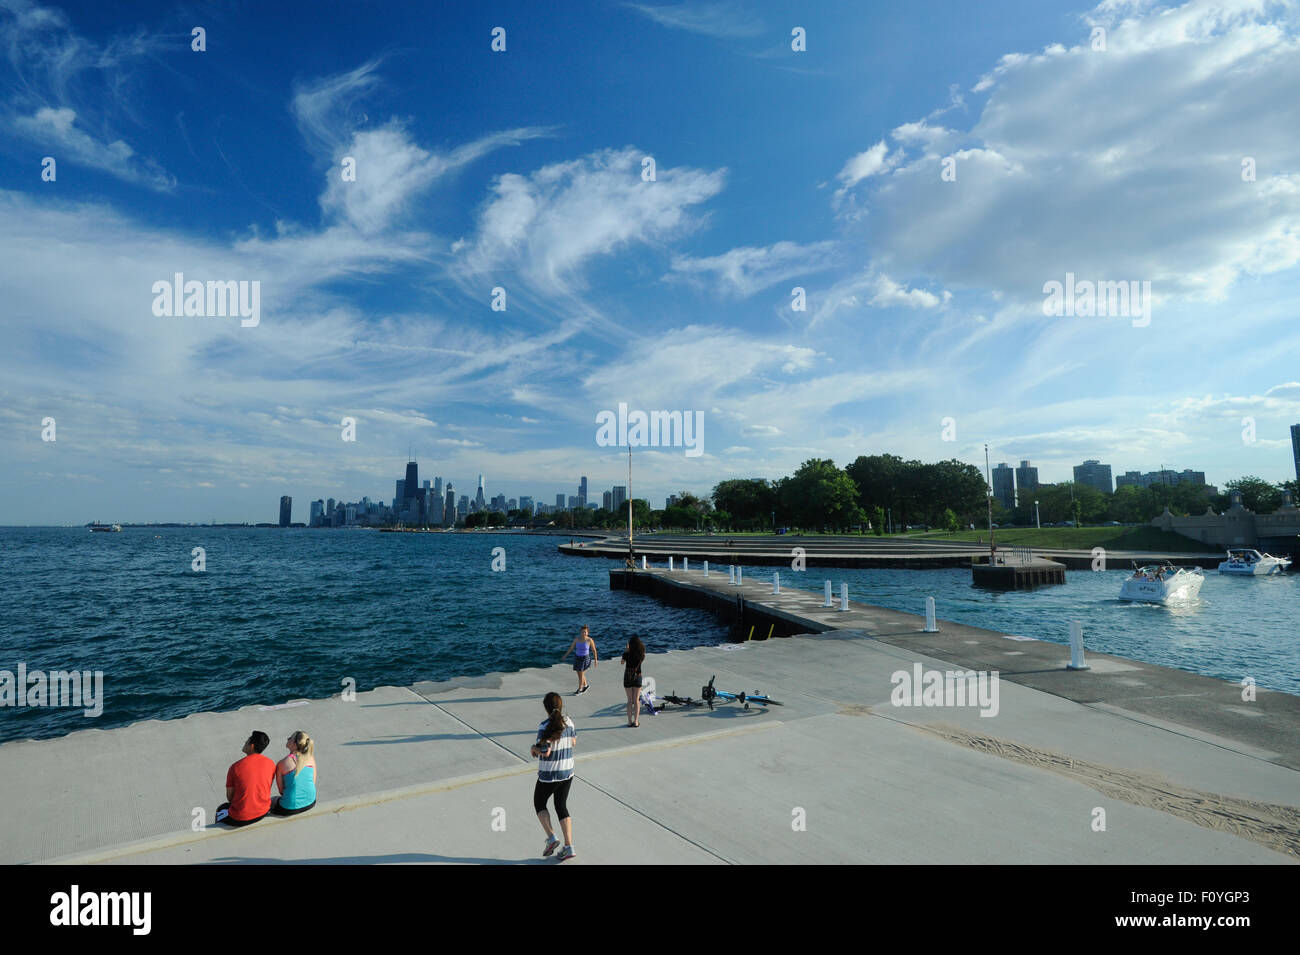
[{"xmin": 1, "ymin": 570, "xmax": 1295, "ymax": 864}]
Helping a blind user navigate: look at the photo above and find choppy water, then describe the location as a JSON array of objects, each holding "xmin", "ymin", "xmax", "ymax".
[
  {"xmin": 0, "ymin": 528, "xmax": 729, "ymax": 743},
  {"xmin": 2, "ymin": 528, "xmax": 1295, "ymax": 743}
]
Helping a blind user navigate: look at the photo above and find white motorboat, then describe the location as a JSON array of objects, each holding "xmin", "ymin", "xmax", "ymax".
[
  {"xmin": 1217, "ymin": 548, "xmax": 1291, "ymax": 575},
  {"xmin": 1119, "ymin": 563, "xmax": 1204, "ymax": 603}
]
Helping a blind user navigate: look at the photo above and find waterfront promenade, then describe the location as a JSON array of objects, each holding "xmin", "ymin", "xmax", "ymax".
[{"xmin": 0, "ymin": 581, "xmax": 1296, "ymax": 863}]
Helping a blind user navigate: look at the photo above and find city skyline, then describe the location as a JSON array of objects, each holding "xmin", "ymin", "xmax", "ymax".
[{"xmin": 6, "ymin": 0, "xmax": 1300, "ymax": 525}]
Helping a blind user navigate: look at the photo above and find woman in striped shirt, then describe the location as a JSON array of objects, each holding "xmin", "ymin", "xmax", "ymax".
[{"xmin": 531, "ymin": 691, "xmax": 577, "ymax": 861}]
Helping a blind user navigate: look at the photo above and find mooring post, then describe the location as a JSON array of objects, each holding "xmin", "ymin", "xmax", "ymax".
[
  {"xmin": 683, "ymin": 557, "xmax": 688, "ymax": 572},
  {"xmin": 924, "ymin": 597, "xmax": 938, "ymax": 633},
  {"xmin": 1068, "ymin": 622, "xmax": 1090, "ymax": 670},
  {"xmin": 839, "ymin": 582, "xmax": 849, "ymax": 611},
  {"xmin": 773, "ymin": 572, "xmax": 780, "ymax": 595},
  {"xmin": 702, "ymin": 560, "xmax": 709, "ymax": 575},
  {"xmin": 823, "ymin": 580, "xmax": 832, "ymax": 607},
  {"xmin": 668, "ymin": 556, "xmax": 674, "ymax": 572},
  {"xmin": 641, "ymin": 555, "xmax": 647, "ymax": 570},
  {"xmin": 729, "ymin": 564, "xmax": 735, "ymax": 583},
  {"xmin": 737, "ymin": 565, "xmax": 744, "ymax": 585}
]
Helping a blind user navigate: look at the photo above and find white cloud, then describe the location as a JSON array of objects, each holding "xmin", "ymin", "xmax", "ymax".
[
  {"xmin": 670, "ymin": 240, "xmax": 838, "ymax": 297},
  {"xmin": 837, "ymin": 0, "xmax": 1300, "ymax": 307},
  {"xmin": 456, "ymin": 147, "xmax": 726, "ymax": 295},
  {"xmin": 625, "ymin": 2, "xmax": 765, "ymax": 39}
]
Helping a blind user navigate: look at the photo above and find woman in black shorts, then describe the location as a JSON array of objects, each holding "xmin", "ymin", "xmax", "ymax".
[{"xmin": 621, "ymin": 635, "xmax": 646, "ymax": 727}]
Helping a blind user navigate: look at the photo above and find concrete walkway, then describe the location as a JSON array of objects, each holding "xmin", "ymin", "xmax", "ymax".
[{"xmin": 1, "ymin": 630, "xmax": 1295, "ymax": 864}]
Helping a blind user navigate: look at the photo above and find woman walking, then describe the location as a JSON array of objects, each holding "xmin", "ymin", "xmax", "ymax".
[
  {"xmin": 561, "ymin": 625, "xmax": 598, "ymax": 694},
  {"xmin": 530, "ymin": 691, "xmax": 577, "ymax": 861},
  {"xmin": 621, "ymin": 636, "xmax": 646, "ymax": 727}
]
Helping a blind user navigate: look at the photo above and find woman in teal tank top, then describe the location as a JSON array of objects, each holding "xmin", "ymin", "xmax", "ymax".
[{"xmin": 271, "ymin": 731, "xmax": 317, "ymax": 816}]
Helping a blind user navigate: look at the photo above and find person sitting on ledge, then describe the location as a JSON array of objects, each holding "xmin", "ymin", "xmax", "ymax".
[
  {"xmin": 271, "ymin": 730, "xmax": 317, "ymax": 816},
  {"xmin": 216, "ymin": 731, "xmax": 275, "ymax": 827}
]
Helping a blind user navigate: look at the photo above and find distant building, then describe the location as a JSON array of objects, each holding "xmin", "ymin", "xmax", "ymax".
[
  {"xmin": 556, "ymin": 493, "xmax": 566, "ymax": 510},
  {"xmin": 279, "ymin": 496, "xmax": 292, "ymax": 527},
  {"xmin": 568, "ymin": 495, "xmax": 579, "ymax": 509},
  {"xmin": 1073, "ymin": 460, "xmax": 1113, "ymax": 494},
  {"xmin": 1117, "ymin": 468, "xmax": 1207, "ymax": 490},
  {"xmin": 519, "ymin": 495, "xmax": 534, "ymax": 514},
  {"xmin": 1292, "ymin": 424, "xmax": 1300, "ymax": 482},
  {"xmin": 579, "ymin": 476, "xmax": 588, "ymax": 509},
  {"xmin": 602, "ymin": 490, "xmax": 612, "ymax": 510},
  {"xmin": 612, "ymin": 485, "xmax": 628, "ymax": 512},
  {"xmin": 666, "ymin": 494, "xmax": 679, "ymax": 509},
  {"xmin": 458, "ymin": 495, "xmax": 469, "ymax": 520},
  {"xmin": 475, "ymin": 475, "xmax": 486, "ymax": 512},
  {"xmin": 310, "ymin": 499, "xmax": 324, "ymax": 527},
  {"xmin": 991, "ymin": 463, "xmax": 1015, "ymax": 510},
  {"xmin": 491, "ymin": 493, "xmax": 507, "ymax": 511},
  {"xmin": 1015, "ymin": 461, "xmax": 1038, "ymax": 498},
  {"xmin": 444, "ymin": 486, "xmax": 456, "ymax": 527},
  {"xmin": 326, "ymin": 498, "xmax": 336, "ymax": 527}
]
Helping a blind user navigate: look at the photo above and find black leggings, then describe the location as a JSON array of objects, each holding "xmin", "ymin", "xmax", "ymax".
[
  {"xmin": 270, "ymin": 797, "xmax": 316, "ymax": 817},
  {"xmin": 534, "ymin": 778, "xmax": 573, "ymax": 820},
  {"xmin": 215, "ymin": 802, "xmax": 266, "ymax": 827}
]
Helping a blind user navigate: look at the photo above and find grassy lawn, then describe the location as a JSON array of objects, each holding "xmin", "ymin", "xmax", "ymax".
[{"xmin": 903, "ymin": 526, "xmax": 1215, "ymax": 552}]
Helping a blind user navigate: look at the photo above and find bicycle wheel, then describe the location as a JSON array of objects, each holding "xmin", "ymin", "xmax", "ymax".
[{"xmin": 750, "ymin": 696, "xmax": 783, "ymax": 706}]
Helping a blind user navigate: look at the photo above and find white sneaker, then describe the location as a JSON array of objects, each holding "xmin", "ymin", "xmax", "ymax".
[
  {"xmin": 557, "ymin": 845, "xmax": 576, "ymax": 861},
  {"xmin": 543, "ymin": 836, "xmax": 559, "ymax": 857}
]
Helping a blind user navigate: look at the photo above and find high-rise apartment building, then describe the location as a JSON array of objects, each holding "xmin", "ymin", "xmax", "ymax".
[
  {"xmin": 612, "ymin": 486, "xmax": 628, "ymax": 512},
  {"xmin": 444, "ymin": 486, "xmax": 456, "ymax": 527},
  {"xmin": 519, "ymin": 495, "xmax": 534, "ymax": 514},
  {"xmin": 279, "ymin": 496, "xmax": 292, "ymax": 527},
  {"xmin": 1073, "ymin": 460, "xmax": 1113, "ymax": 494},
  {"xmin": 457, "ymin": 495, "xmax": 469, "ymax": 520},
  {"xmin": 310, "ymin": 499, "xmax": 324, "ymax": 527},
  {"xmin": 326, "ymin": 498, "xmax": 335, "ymax": 527},
  {"xmin": 991, "ymin": 463, "xmax": 1015, "ymax": 510},
  {"xmin": 1015, "ymin": 461, "xmax": 1039, "ymax": 497},
  {"xmin": 579, "ymin": 476, "xmax": 588, "ymax": 508},
  {"xmin": 556, "ymin": 494, "xmax": 566, "ymax": 509},
  {"xmin": 602, "ymin": 491, "xmax": 612, "ymax": 510}
]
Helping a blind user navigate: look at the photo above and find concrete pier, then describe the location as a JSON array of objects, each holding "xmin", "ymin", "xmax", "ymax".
[
  {"xmin": 561, "ymin": 533, "xmax": 1220, "ymax": 570},
  {"xmin": 970, "ymin": 553, "xmax": 1066, "ymax": 588}
]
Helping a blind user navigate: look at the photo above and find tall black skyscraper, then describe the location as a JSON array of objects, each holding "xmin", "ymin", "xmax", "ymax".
[
  {"xmin": 404, "ymin": 460, "xmax": 419, "ymax": 502},
  {"xmin": 279, "ymin": 496, "xmax": 292, "ymax": 527}
]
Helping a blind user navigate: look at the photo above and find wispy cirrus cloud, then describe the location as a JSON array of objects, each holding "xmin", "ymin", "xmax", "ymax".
[
  {"xmin": 0, "ymin": 0, "xmax": 175, "ymax": 188},
  {"xmin": 670, "ymin": 239, "xmax": 838, "ymax": 297},
  {"xmin": 625, "ymin": 1, "xmax": 765, "ymax": 39}
]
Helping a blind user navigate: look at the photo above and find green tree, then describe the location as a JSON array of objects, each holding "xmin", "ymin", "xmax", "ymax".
[
  {"xmin": 1224, "ymin": 475, "xmax": 1283, "ymax": 513},
  {"xmin": 711, "ymin": 479, "xmax": 776, "ymax": 530},
  {"xmin": 780, "ymin": 459, "xmax": 864, "ymax": 531}
]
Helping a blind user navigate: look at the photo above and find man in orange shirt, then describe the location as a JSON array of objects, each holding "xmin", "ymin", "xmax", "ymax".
[{"xmin": 216, "ymin": 731, "xmax": 275, "ymax": 826}]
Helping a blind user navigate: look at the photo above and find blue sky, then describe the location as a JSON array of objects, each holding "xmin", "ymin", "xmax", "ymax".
[{"xmin": 2, "ymin": 0, "xmax": 1299, "ymax": 523}]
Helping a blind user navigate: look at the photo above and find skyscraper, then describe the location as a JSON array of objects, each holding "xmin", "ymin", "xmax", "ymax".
[
  {"xmin": 612, "ymin": 485, "xmax": 628, "ymax": 512},
  {"xmin": 556, "ymin": 493, "xmax": 566, "ymax": 509},
  {"xmin": 602, "ymin": 490, "xmax": 612, "ymax": 510},
  {"xmin": 1073, "ymin": 460, "xmax": 1113, "ymax": 494},
  {"xmin": 310, "ymin": 499, "xmax": 324, "ymax": 527},
  {"xmin": 475, "ymin": 474, "xmax": 486, "ymax": 511},
  {"xmin": 444, "ymin": 485, "xmax": 456, "ymax": 527},
  {"xmin": 279, "ymin": 496, "xmax": 292, "ymax": 527},
  {"xmin": 991, "ymin": 463, "xmax": 1015, "ymax": 510},
  {"xmin": 1292, "ymin": 424, "xmax": 1300, "ymax": 483},
  {"xmin": 579, "ymin": 476, "xmax": 588, "ymax": 508},
  {"xmin": 326, "ymin": 498, "xmax": 335, "ymax": 527},
  {"xmin": 404, "ymin": 461, "xmax": 419, "ymax": 504},
  {"xmin": 1015, "ymin": 461, "xmax": 1039, "ymax": 497}
]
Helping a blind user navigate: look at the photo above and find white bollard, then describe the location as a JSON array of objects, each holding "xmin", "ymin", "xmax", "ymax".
[
  {"xmin": 668, "ymin": 556, "xmax": 674, "ymax": 571},
  {"xmin": 924, "ymin": 597, "xmax": 938, "ymax": 633},
  {"xmin": 729, "ymin": 565, "xmax": 735, "ymax": 583},
  {"xmin": 641, "ymin": 555, "xmax": 647, "ymax": 570},
  {"xmin": 1068, "ymin": 622, "xmax": 1090, "ymax": 670},
  {"xmin": 702, "ymin": 560, "xmax": 708, "ymax": 576},
  {"xmin": 683, "ymin": 557, "xmax": 688, "ymax": 572},
  {"xmin": 840, "ymin": 582, "xmax": 849, "ymax": 611},
  {"xmin": 773, "ymin": 572, "xmax": 780, "ymax": 595},
  {"xmin": 824, "ymin": 580, "xmax": 833, "ymax": 607},
  {"xmin": 737, "ymin": 566, "xmax": 743, "ymax": 585}
]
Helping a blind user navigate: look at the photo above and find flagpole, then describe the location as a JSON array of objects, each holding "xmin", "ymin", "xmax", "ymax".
[{"xmin": 628, "ymin": 445, "xmax": 634, "ymax": 562}]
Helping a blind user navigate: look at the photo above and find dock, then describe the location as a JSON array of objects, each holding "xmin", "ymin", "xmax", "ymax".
[{"xmin": 970, "ymin": 552, "xmax": 1066, "ymax": 588}]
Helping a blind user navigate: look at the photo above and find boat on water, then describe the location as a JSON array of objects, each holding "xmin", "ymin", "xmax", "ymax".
[
  {"xmin": 1217, "ymin": 548, "xmax": 1291, "ymax": 575},
  {"xmin": 88, "ymin": 522, "xmax": 122, "ymax": 532},
  {"xmin": 1119, "ymin": 563, "xmax": 1204, "ymax": 603}
]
